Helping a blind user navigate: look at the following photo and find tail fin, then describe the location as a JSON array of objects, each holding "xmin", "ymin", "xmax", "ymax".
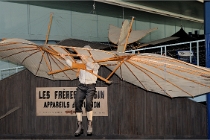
[
  {"xmin": 108, "ymin": 17, "xmax": 157, "ymax": 53},
  {"xmin": 117, "ymin": 17, "xmax": 134, "ymax": 52}
]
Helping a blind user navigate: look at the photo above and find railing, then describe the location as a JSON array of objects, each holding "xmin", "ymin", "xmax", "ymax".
[
  {"xmin": 125, "ymin": 39, "xmax": 205, "ymax": 66},
  {"xmin": 0, "ymin": 66, "xmax": 25, "ymax": 80}
]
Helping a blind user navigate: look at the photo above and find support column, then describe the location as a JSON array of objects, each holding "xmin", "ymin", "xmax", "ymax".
[{"xmin": 205, "ymin": 1, "xmax": 210, "ymax": 139}]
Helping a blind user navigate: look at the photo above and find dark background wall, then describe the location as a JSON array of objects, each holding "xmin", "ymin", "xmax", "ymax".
[{"xmin": 0, "ymin": 67, "xmax": 207, "ymax": 139}]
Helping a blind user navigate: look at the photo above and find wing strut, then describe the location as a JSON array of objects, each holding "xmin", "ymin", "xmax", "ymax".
[
  {"xmin": 45, "ymin": 13, "xmax": 53, "ymax": 44},
  {"xmin": 48, "ymin": 66, "xmax": 112, "ymax": 84}
]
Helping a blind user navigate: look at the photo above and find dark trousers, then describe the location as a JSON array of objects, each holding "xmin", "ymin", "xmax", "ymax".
[{"xmin": 75, "ymin": 83, "xmax": 96, "ymax": 112}]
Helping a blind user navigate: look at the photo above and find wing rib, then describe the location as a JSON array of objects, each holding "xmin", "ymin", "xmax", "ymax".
[
  {"xmin": 49, "ymin": 54, "xmax": 72, "ymax": 80},
  {"xmin": 134, "ymin": 58, "xmax": 210, "ymax": 88},
  {"xmin": 127, "ymin": 60, "xmax": 171, "ymax": 97},
  {"xmin": 128, "ymin": 60, "xmax": 193, "ymax": 97},
  {"xmin": 123, "ymin": 61, "xmax": 147, "ymax": 90}
]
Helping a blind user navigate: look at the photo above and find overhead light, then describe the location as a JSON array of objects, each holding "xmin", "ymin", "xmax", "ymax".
[{"xmin": 197, "ymin": 0, "xmax": 204, "ymax": 3}]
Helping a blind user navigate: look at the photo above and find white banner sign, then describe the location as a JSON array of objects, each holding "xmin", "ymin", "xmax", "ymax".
[
  {"xmin": 178, "ymin": 51, "xmax": 194, "ymax": 56},
  {"xmin": 36, "ymin": 87, "xmax": 108, "ymax": 116}
]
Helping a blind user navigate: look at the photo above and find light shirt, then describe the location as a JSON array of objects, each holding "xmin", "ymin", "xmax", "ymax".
[{"xmin": 66, "ymin": 59, "xmax": 100, "ymax": 84}]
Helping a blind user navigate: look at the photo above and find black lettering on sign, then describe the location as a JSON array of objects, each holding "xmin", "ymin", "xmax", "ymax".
[
  {"xmin": 54, "ymin": 91, "xmax": 58, "ymax": 99},
  {"xmin": 39, "ymin": 91, "xmax": 42, "ymax": 99},
  {"xmin": 72, "ymin": 102, "xmax": 75, "ymax": 108},
  {"xmin": 58, "ymin": 91, "xmax": 62, "ymax": 99},
  {"xmin": 43, "ymin": 101, "xmax": 70, "ymax": 108},
  {"xmin": 43, "ymin": 101, "xmax": 48, "ymax": 108},
  {"xmin": 94, "ymin": 90, "xmax": 104, "ymax": 99},
  {"xmin": 94, "ymin": 102, "xmax": 100, "ymax": 108},
  {"xmin": 46, "ymin": 91, "xmax": 50, "ymax": 99},
  {"xmin": 39, "ymin": 91, "xmax": 50, "ymax": 99},
  {"xmin": 70, "ymin": 91, "xmax": 74, "ymax": 99},
  {"xmin": 66, "ymin": 91, "xmax": 70, "ymax": 99},
  {"xmin": 54, "ymin": 90, "xmax": 75, "ymax": 99}
]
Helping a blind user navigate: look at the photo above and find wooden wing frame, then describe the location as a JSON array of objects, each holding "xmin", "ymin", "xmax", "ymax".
[
  {"xmin": 0, "ymin": 39, "xmax": 77, "ymax": 80},
  {"xmin": 48, "ymin": 45, "xmax": 135, "ymax": 84},
  {"xmin": 2, "ymin": 38, "xmax": 210, "ymax": 98},
  {"xmin": 48, "ymin": 46, "xmax": 210, "ymax": 98}
]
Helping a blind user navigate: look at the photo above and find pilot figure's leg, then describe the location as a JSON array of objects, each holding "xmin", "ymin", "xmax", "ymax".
[
  {"xmin": 85, "ymin": 84, "xmax": 96, "ymax": 136},
  {"xmin": 74, "ymin": 84, "xmax": 86, "ymax": 137}
]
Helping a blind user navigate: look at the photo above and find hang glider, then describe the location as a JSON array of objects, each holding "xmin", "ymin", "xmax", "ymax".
[
  {"xmin": 108, "ymin": 17, "xmax": 157, "ymax": 52},
  {"xmin": 1, "ymin": 38, "xmax": 210, "ymax": 98}
]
